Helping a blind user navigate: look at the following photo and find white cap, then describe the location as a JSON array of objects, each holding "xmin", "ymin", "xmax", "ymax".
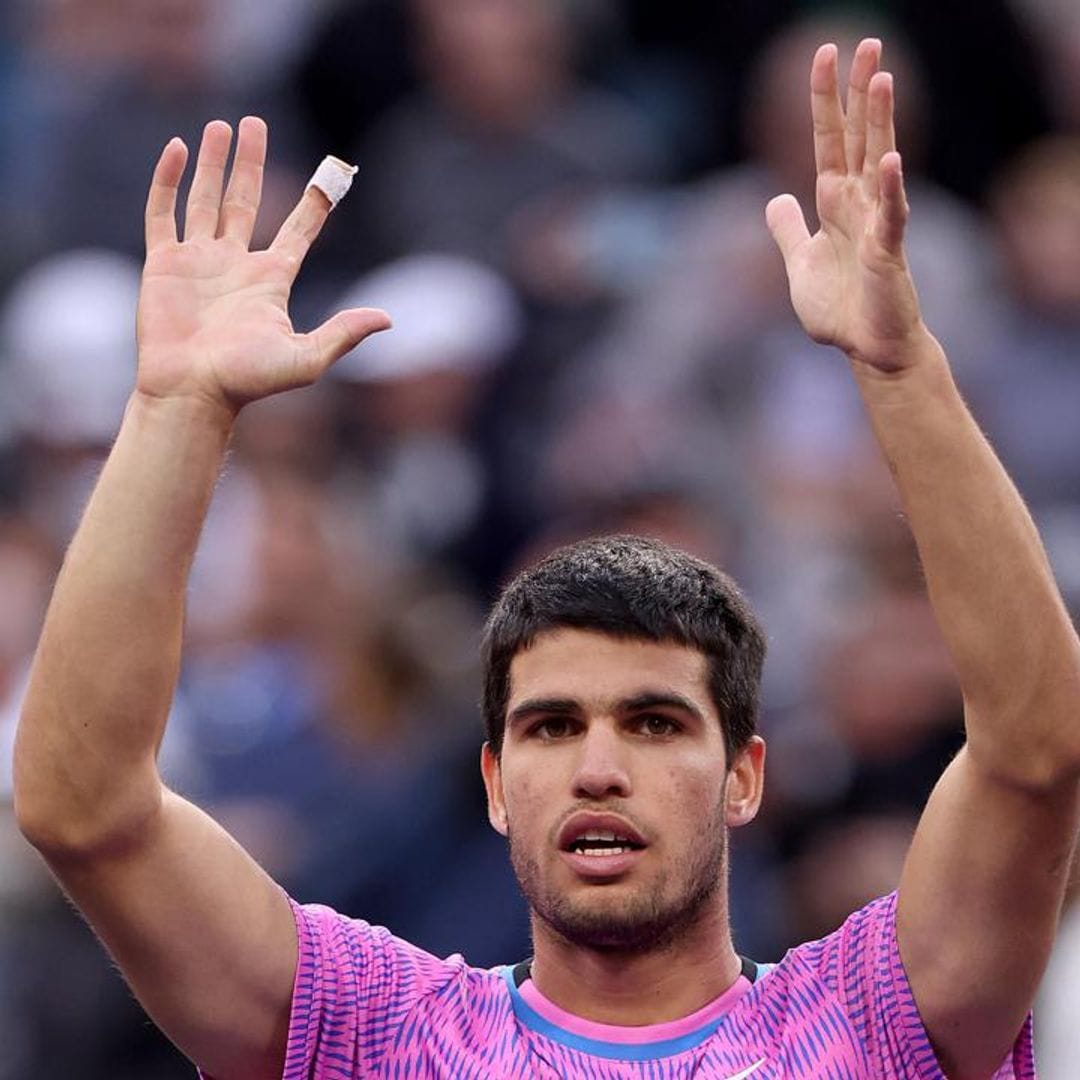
[
  {"xmin": 329, "ymin": 253, "xmax": 523, "ymax": 382},
  {"xmin": 1, "ymin": 250, "xmax": 141, "ymax": 447}
]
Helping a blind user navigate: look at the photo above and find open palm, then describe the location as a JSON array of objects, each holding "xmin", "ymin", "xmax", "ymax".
[
  {"xmin": 136, "ymin": 117, "xmax": 389, "ymax": 413},
  {"xmin": 766, "ymin": 40, "xmax": 925, "ymax": 372}
]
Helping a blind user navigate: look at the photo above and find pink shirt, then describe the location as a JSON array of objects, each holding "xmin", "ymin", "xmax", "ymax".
[{"xmin": 278, "ymin": 891, "xmax": 1035, "ymax": 1078}]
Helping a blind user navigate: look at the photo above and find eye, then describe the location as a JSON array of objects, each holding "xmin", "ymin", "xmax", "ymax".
[
  {"xmin": 531, "ymin": 716, "xmax": 575, "ymax": 740},
  {"xmin": 637, "ymin": 714, "xmax": 681, "ymax": 737}
]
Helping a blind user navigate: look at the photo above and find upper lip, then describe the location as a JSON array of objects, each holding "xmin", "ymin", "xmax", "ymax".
[{"xmin": 557, "ymin": 812, "xmax": 648, "ymax": 851}]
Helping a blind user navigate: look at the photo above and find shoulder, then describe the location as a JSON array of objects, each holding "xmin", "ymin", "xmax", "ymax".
[
  {"xmin": 290, "ymin": 897, "xmax": 495, "ymax": 995},
  {"xmin": 790, "ymin": 891, "xmax": 901, "ymax": 985},
  {"xmin": 779, "ymin": 891, "xmax": 922, "ymax": 1028},
  {"xmin": 754, "ymin": 893, "xmax": 900, "ymax": 991},
  {"xmin": 764, "ymin": 893, "xmax": 946, "ymax": 1075},
  {"xmin": 285, "ymin": 898, "xmax": 513, "ymax": 1077}
]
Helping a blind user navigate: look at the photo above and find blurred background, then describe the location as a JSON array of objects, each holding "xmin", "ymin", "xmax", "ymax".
[{"xmin": 0, "ymin": 0, "xmax": 1078, "ymax": 1076}]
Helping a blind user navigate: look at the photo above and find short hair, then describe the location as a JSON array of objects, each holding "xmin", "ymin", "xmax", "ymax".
[{"xmin": 481, "ymin": 535, "xmax": 766, "ymax": 762}]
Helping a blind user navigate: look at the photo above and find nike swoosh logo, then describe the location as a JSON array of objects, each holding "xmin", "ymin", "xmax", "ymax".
[{"xmin": 724, "ymin": 1060, "xmax": 766, "ymax": 1080}]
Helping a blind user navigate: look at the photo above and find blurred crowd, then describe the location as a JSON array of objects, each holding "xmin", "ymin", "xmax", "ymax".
[{"xmin": 0, "ymin": 1, "xmax": 1079, "ymax": 1076}]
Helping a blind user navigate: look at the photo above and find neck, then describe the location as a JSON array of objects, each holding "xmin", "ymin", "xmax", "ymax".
[{"xmin": 527, "ymin": 903, "xmax": 741, "ymax": 1026}]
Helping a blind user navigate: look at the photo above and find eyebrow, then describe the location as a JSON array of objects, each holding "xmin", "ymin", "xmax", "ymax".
[
  {"xmin": 506, "ymin": 690, "xmax": 708, "ymax": 730},
  {"xmin": 506, "ymin": 697, "xmax": 579, "ymax": 730}
]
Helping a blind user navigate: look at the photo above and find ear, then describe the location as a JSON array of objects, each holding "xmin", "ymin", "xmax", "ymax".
[
  {"xmin": 481, "ymin": 742, "xmax": 509, "ymax": 837},
  {"xmin": 725, "ymin": 736, "xmax": 766, "ymax": 829}
]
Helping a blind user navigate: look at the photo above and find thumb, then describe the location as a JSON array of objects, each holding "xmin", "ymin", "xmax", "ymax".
[
  {"xmin": 765, "ymin": 194, "xmax": 811, "ymax": 265},
  {"xmin": 299, "ymin": 307, "xmax": 392, "ymax": 377}
]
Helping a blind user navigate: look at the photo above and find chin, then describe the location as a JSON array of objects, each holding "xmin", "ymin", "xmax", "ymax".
[
  {"xmin": 509, "ymin": 829, "xmax": 727, "ymax": 953},
  {"xmin": 540, "ymin": 888, "xmax": 698, "ymax": 953}
]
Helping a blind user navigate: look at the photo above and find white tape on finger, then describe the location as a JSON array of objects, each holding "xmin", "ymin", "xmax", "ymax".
[{"xmin": 306, "ymin": 156, "xmax": 358, "ymax": 209}]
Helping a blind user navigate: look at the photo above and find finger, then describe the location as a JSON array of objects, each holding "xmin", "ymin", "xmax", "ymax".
[
  {"xmin": 811, "ymin": 43, "xmax": 847, "ymax": 176},
  {"xmin": 295, "ymin": 307, "xmax": 393, "ymax": 380},
  {"xmin": 268, "ymin": 185, "xmax": 335, "ymax": 276},
  {"xmin": 874, "ymin": 151, "xmax": 909, "ymax": 254},
  {"xmin": 765, "ymin": 194, "xmax": 812, "ymax": 264},
  {"xmin": 183, "ymin": 120, "xmax": 233, "ymax": 241},
  {"xmin": 844, "ymin": 38, "xmax": 881, "ymax": 177},
  {"xmin": 219, "ymin": 116, "xmax": 267, "ymax": 246},
  {"xmin": 863, "ymin": 71, "xmax": 896, "ymax": 201},
  {"xmin": 145, "ymin": 137, "xmax": 188, "ymax": 253}
]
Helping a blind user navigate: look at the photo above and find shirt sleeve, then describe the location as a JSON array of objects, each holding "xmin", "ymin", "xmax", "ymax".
[
  {"xmin": 822, "ymin": 891, "xmax": 1035, "ymax": 1079},
  {"xmin": 281, "ymin": 896, "xmax": 466, "ymax": 1080}
]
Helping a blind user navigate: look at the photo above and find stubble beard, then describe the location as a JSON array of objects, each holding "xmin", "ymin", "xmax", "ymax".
[{"xmin": 507, "ymin": 796, "xmax": 729, "ymax": 954}]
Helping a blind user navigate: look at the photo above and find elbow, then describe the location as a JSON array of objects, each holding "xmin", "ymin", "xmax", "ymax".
[
  {"xmin": 13, "ymin": 736, "xmax": 164, "ymax": 861},
  {"xmin": 14, "ymin": 804, "xmax": 86, "ymax": 857},
  {"xmin": 11, "ymin": 739, "xmax": 57, "ymax": 851},
  {"xmin": 963, "ymin": 661, "xmax": 1080, "ymax": 793},
  {"xmin": 15, "ymin": 791, "xmax": 165, "ymax": 862},
  {"xmin": 964, "ymin": 728, "xmax": 1080, "ymax": 796}
]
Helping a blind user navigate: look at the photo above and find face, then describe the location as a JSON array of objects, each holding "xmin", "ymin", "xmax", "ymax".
[
  {"xmin": 416, "ymin": 0, "xmax": 565, "ymax": 129},
  {"xmin": 481, "ymin": 629, "xmax": 764, "ymax": 953}
]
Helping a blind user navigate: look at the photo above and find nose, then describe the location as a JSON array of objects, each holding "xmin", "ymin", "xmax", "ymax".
[{"xmin": 571, "ymin": 722, "xmax": 632, "ymax": 799}]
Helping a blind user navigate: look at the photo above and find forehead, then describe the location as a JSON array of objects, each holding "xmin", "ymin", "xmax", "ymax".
[{"xmin": 507, "ymin": 628, "xmax": 712, "ymax": 709}]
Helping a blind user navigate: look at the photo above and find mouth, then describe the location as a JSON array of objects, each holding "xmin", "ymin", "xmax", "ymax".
[
  {"xmin": 557, "ymin": 814, "xmax": 648, "ymax": 879},
  {"xmin": 563, "ymin": 831, "xmax": 645, "ymax": 858}
]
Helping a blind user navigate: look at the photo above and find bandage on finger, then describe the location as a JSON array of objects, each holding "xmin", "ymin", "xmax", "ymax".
[{"xmin": 306, "ymin": 156, "xmax": 358, "ymax": 210}]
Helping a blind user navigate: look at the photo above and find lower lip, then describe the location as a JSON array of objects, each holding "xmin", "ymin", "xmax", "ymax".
[{"xmin": 559, "ymin": 848, "xmax": 646, "ymax": 879}]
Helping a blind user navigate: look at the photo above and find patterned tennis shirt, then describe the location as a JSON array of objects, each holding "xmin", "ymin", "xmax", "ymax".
[{"xmin": 280, "ymin": 891, "xmax": 1034, "ymax": 1078}]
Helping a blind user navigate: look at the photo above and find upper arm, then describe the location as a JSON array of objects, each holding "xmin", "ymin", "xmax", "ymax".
[
  {"xmin": 897, "ymin": 742, "xmax": 1080, "ymax": 1077},
  {"xmin": 41, "ymin": 788, "xmax": 298, "ymax": 1080}
]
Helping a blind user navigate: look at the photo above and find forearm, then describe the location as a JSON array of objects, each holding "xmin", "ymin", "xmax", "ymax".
[
  {"xmin": 853, "ymin": 329, "xmax": 1080, "ymax": 784},
  {"xmin": 14, "ymin": 391, "xmax": 234, "ymax": 851}
]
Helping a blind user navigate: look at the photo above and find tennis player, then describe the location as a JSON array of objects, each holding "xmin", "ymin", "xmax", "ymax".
[{"xmin": 14, "ymin": 39, "xmax": 1077, "ymax": 1078}]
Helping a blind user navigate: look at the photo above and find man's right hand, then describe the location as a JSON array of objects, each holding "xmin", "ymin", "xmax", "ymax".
[
  {"xmin": 14, "ymin": 117, "xmax": 391, "ymax": 1080},
  {"xmin": 137, "ymin": 116, "xmax": 390, "ymax": 415}
]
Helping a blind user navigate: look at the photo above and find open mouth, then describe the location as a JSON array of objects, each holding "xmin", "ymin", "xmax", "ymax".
[{"xmin": 564, "ymin": 830, "xmax": 646, "ymax": 858}]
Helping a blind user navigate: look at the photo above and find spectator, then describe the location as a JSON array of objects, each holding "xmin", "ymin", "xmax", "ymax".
[
  {"xmin": 969, "ymin": 136, "xmax": 1080, "ymax": 606},
  {"xmin": 328, "ymin": 0, "xmax": 665, "ymax": 283}
]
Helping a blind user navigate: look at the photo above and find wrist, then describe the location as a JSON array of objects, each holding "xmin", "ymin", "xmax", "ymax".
[
  {"xmin": 128, "ymin": 386, "xmax": 239, "ymax": 438},
  {"xmin": 847, "ymin": 322, "xmax": 946, "ymax": 381},
  {"xmin": 848, "ymin": 328, "xmax": 961, "ymax": 417}
]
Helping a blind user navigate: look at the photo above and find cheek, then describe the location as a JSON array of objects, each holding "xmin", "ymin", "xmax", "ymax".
[
  {"xmin": 501, "ymin": 767, "xmax": 548, "ymax": 835},
  {"xmin": 657, "ymin": 761, "xmax": 726, "ymax": 824}
]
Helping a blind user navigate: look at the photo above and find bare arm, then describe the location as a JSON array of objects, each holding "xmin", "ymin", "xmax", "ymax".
[
  {"xmin": 13, "ymin": 118, "xmax": 388, "ymax": 1080},
  {"xmin": 767, "ymin": 41, "xmax": 1080, "ymax": 1077}
]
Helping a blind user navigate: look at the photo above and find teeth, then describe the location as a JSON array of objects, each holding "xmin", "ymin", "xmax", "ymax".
[
  {"xmin": 580, "ymin": 830, "xmax": 629, "ymax": 842},
  {"xmin": 580, "ymin": 847, "xmax": 630, "ymax": 857}
]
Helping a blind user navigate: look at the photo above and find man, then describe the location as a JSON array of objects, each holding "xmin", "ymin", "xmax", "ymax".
[{"xmin": 13, "ymin": 38, "xmax": 1079, "ymax": 1079}]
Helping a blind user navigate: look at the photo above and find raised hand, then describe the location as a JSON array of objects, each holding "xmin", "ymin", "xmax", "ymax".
[
  {"xmin": 766, "ymin": 40, "xmax": 927, "ymax": 372},
  {"xmin": 137, "ymin": 116, "xmax": 390, "ymax": 414}
]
